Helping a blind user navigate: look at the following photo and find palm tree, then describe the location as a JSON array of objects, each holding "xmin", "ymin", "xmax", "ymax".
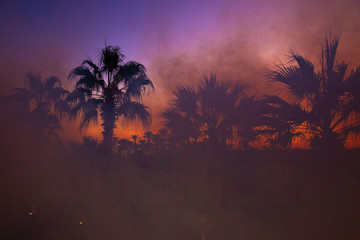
[
  {"xmin": 162, "ymin": 74, "xmax": 258, "ymax": 148},
  {"xmin": 67, "ymin": 45, "xmax": 154, "ymax": 153},
  {"xmin": 158, "ymin": 128, "xmax": 168, "ymax": 149},
  {"xmin": 144, "ymin": 131, "xmax": 153, "ymax": 154},
  {"xmin": 151, "ymin": 133, "xmax": 163, "ymax": 152},
  {"xmin": 3, "ymin": 73, "xmax": 68, "ymax": 140},
  {"xmin": 162, "ymin": 84, "xmax": 200, "ymax": 146},
  {"xmin": 131, "ymin": 134, "xmax": 138, "ymax": 145},
  {"xmin": 131, "ymin": 134, "xmax": 138, "ymax": 152},
  {"xmin": 117, "ymin": 138, "xmax": 133, "ymax": 156},
  {"xmin": 144, "ymin": 131, "xmax": 153, "ymax": 144},
  {"xmin": 259, "ymin": 34, "xmax": 360, "ymax": 149}
]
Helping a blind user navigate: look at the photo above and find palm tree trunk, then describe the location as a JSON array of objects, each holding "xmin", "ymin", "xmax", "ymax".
[{"xmin": 101, "ymin": 88, "xmax": 116, "ymax": 154}]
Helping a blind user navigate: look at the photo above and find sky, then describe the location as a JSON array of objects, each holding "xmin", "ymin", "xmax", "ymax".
[{"xmin": 1, "ymin": 0, "xmax": 360, "ymax": 142}]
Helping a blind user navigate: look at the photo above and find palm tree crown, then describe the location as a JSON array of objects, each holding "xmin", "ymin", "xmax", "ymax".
[
  {"xmin": 67, "ymin": 45, "xmax": 154, "ymax": 153},
  {"xmin": 259, "ymin": 34, "xmax": 360, "ymax": 149},
  {"xmin": 162, "ymin": 75, "xmax": 258, "ymax": 148},
  {"xmin": 4, "ymin": 73, "xmax": 68, "ymax": 140}
]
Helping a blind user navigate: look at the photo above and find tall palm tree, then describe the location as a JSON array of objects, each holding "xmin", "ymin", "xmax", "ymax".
[
  {"xmin": 67, "ymin": 45, "xmax": 154, "ymax": 153},
  {"xmin": 259, "ymin": 34, "xmax": 360, "ymax": 149},
  {"xmin": 162, "ymin": 75, "xmax": 258, "ymax": 148}
]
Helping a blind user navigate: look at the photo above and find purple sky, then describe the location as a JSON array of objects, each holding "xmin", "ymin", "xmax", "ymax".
[{"xmin": 1, "ymin": 0, "xmax": 360, "ymax": 141}]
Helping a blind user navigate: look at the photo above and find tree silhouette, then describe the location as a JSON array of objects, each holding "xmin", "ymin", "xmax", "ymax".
[
  {"xmin": 144, "ymin": 131, "xmax": 153, "ymax": 154},
  {"xmin": 130, "ymin": 134, "xmax": 138, "ymax": 152},
  {"xmin": 162, "ymin": 75, "xmax": 258, "ymax": 148},
  {"xmin": 117, "ymin": 138, "xmax": 133, "ymax": 156},
  {"xmin": 67, "ymin": 45, "xmax": 153, "ymax": 153},
  {"xmin": 162, "ymin": 84, "xmax": 200, "ymax": 146},
  {"xmin": 131, "ymin": 134, "xmax": 139, "ymax": 145},
  {"xmin": 158, "ymin": 128, "xmax": 168, "ymax": 150},
  {"xmin": 259, "ymin": 34, "xmax": 360, "ymax": 149},
  {"xmin": 144, "ymin": 131, "xmax": 153, "ymax": 144},
  {"xmin": 151, "ymin": 133, "xmax": 162, "ymax": 152},
  {"xmin": 2, "ymin": 73, "xmax": 68, "ymax": 142}
]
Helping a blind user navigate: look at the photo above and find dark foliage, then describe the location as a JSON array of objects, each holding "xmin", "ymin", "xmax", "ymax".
[
  {"xmin": 162, "ymin": 74, "xmax": 260, "ymax": 149},
  {"xmin": 257, "ymin": 34, "xmax": 360, "ymax": 149},
  {"xmin": 67, "ymin": 45, "xmax": 153, "ymax": 153}
]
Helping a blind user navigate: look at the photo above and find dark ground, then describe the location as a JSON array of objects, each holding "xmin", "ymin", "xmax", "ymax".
[{"xmin": 1, "ymin": 142, "xmax": 360, "ymax": 240}]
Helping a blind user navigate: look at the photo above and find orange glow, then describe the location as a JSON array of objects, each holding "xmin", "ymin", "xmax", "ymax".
[{"xmin": 61, "ymin": 117, "xmax": 157, "ymax": 143}]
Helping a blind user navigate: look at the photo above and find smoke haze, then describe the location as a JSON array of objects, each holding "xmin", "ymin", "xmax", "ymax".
[{"xmin": 1, "ymin": 0, "xmax": 360, "ymax": 140}]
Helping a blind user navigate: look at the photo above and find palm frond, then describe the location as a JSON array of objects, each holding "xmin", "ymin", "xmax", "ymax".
[
  {"xmin": 82, "ymin": 58, "xmax": 100, "ymax": 73},
  {"xmin": 70, "ymin": 98, "xmax": 102, "ymax": 130},
  {"xmin": 162, "ymin": 108, "xmax": 199, "ymax": 144},
  {"xmin": 267, "ymin": 60, "xmax": 319, "ymax": 101},
  {"xmin": 335, "ymin": 120, "xmax": 360, "ymax": 139},
  {"xmin": 54, "ymin": 99, "xmax": 72, "ymax": 117},
  {"xmin": 117, "ymin": 100, "xmax": 151, "ymax": 126},
  {"xmin": 115, "ymin": 61, "xmax": 147, "ymax": 85},
  {"xmin": 345, "ymin": 66, "xmax": 360, "ymax": 114},
  {"xmin": 44, "ymin": 76, "xmax": 61, "ymax": 90},
  {"xmin": 69, "ymin": 66, "xmax": 105, "ymax": 91},
  {"xmin": 321, "ymin": 33, "xmax": 341, "ymax": 76},
  {"xmin": 199, "ymin": 74, "xmax": 233, "ymax": 110},
  {"xmin": 47, "ymin": 87, "xmax": 69, "ymax": 101},
  {"xmin": 172, "ymin": 84, "xmax": 198, "ymax": 115},
  {"xmin": 66, "ymin": 87, "xmax": 93, "ymax": 103},
  {"xmin": 125, "ymin": 74, "xmax": 154, "ymax": 99},
  {"xmin": 26, "ymin": 73, "xmax": 44, "ymax": 96},
  {"xmin": 79, "ymin": 108, "xmax": 99, "ymax": 130}
]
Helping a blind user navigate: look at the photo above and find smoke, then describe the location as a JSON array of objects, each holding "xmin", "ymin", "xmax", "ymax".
[
  {"xmin": 1, "ymin": 0, "xmax": 360, "ymax": 140},
  {"xmin": 1, "ymin": 1, "xmax": 360, "ymax": 238},
  {"xmin": 146, "ymin": 0, "xmax": 360, "ymax": 128}
]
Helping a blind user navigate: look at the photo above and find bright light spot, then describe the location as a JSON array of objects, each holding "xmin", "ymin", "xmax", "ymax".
[
  {"xmin": 79, "ymin": 221, "xmax": 83, "ymax": 225},
  {"xmin": 29, "ymin": 212, "xmax": 33, "ymax": 216}
]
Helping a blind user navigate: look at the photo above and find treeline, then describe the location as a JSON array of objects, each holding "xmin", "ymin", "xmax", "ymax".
[{"xmin": 2, "ymin": 34, "xmax": 360, "ymax": 154}]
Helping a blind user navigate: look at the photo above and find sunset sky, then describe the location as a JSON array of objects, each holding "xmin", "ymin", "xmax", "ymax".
[{"xmin": 1, "ymin": 0, "xmax": 360, "ymax": 142}]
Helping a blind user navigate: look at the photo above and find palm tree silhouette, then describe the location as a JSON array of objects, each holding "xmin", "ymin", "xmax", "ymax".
[
  {"xmin": 117, "ymin": 138, "xmax": 133, "ymax": 156},
  {"xmin": 4, "ymin": 73, "xmax": 68, "ymax": 140},
  {"xmin": 131, "ymin": 134, "xmax": 138, "ymax": 152},
  {"xmin": 151, "ymin": 133, "xmax": 162, "ymax": 152},
  {"xmin": 162, "ymin": 74, "xmax": 257, "ymax": 148},
  {"xmin": 144, "ymin": 131, "xmax": 153, "ymax": 154},
  {"xmin": 131, "ymin": 134, "xmax": 138, "ymax": 144},
  {"xmin": 162, "ymin": 84, "xmax": 200, "ymax": 145},
  {"xmin": 259, "ymin": 34, "xmax": 360, "ymax": 149},
  {"xmin": 158, "ymin": 128, "xmax": 168, "ymax": 149},
  {"xmin": 67, "ymin": 45, "xmax": 154, "ymax": 153},
  {"xmin": 144, "ymin": 131, "xmax": 153, "ymax": 144}
]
